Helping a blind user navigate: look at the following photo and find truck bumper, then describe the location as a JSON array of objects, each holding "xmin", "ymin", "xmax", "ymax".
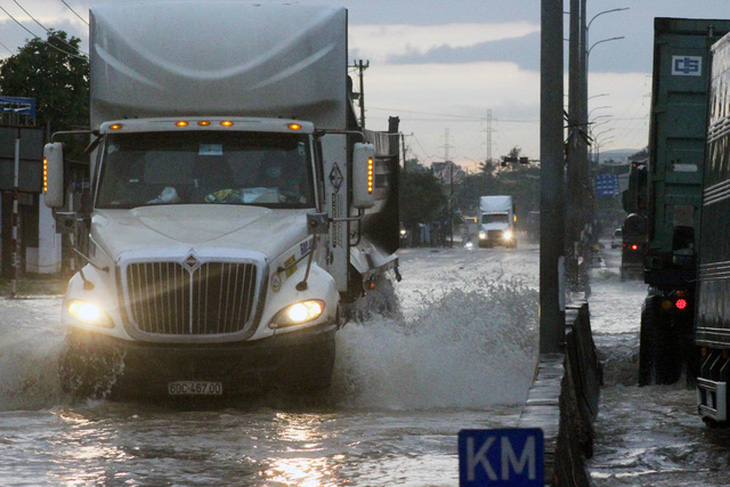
[
  {"xmin": 698, "ymin": 377, "xmax": 727, "ymax": 422},
  {"xmin": 61, "ymin": 325, "xmax": 337, "ymax": 399}
]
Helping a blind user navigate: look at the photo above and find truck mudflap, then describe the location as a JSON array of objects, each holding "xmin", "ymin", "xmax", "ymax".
[
  {"xmin": 697, "ymin": 377, "xmax": 728, "ymax": 423},
  {"xmin": 59, "ymin": 324, "xmax": 337, "ymax": 400}
]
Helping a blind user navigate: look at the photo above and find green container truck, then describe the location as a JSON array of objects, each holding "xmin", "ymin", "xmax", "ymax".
[
  {"xmin": 637, "ymin": 18, "xmax": 730, "ymax": 386},
  {"xmin": 695, "ymin": 29, "xmax": 730, "ymax": 425}
]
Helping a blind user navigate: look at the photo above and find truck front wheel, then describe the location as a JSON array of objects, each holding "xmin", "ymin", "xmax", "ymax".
[
  {"xmin": 275, "ymin": 330, "xmax": 336, "ymax": 394},
  {"xmin": 58, "ymin": 329, "xmax": 125, "ymax": 400}
]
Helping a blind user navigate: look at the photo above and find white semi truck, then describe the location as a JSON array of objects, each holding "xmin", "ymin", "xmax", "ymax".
[
  {"xmin": 477, "ymin": 195, "xmax": 516, "ymax": 248},
  {"xmin": 42, "ymin": 2, "xmax": 400, "ymax": 398}
]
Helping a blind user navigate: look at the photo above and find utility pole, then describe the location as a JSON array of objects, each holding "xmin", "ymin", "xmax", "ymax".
[
  {"xmin": 351, "ymin": 59, "xmax": 369, "ymax": 128},
  {"xmin": 485, "ymin": 109, "xmax": 494, "ymax": 164},
  {"xmin": 540, "ymin": 0, "xmax": 565, "ymax": 354},
  {"xmin": 401, "ymin": 133, "xmax": 408, "ymax": 173},
  {"xmin": 440, "ymin": 128, "xmax": 456, "ymax": 248}
]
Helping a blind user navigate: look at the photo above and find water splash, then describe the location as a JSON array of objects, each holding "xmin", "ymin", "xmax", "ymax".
[
  {"xmin": 0, "ymin": 298, "xmax": 66, "ymax": 410},
  {"xmin": 333, "ymin": 276, "xmax": 539, "ymax": 410}
]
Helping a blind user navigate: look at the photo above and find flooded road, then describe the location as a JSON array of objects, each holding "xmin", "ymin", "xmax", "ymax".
[
  {"xmin": 586, "ymin": 247, "xmax": 730, "ymax": 487},
  {"xmin": 0, "ymin": 246, "xmax": 539, "ymax": 486}
]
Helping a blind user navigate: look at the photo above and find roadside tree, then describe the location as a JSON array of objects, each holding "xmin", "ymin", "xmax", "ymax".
[{"xmin": 0, "ymin": 30, "xmax": 89, "ymax": 130}]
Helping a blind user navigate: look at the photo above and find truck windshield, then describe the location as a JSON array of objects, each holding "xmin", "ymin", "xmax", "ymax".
[
  {"xmin": 482, "ymin": 214, "xmax": 509, "ymax": 224},
  {"xmin": 95, "ymin": 131, "xmax": 315, "ymax": 209}
]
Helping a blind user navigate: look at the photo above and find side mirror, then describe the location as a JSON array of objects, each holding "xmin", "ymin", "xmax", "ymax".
[
  {"xmin": 352, "ymin": 142, "xmax": 375, "ymax": 209},
  {"xmin": 43, "ymin": 142, "xmax": 65, "ymax": 208}
]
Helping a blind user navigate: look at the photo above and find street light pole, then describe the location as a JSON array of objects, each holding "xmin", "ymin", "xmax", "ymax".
[
  {"xmin": 568, "ymin": 2, "xmax": 627, "ymax": 297},
  {"xmin": 566, "ymin": 0, "xmax": 585, "ymax": 294}
]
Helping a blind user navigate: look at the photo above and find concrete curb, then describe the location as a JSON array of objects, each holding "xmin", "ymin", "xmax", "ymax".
[{"xmin": 518, "ymin": 302, "xmax": 602, "ymax": 486}]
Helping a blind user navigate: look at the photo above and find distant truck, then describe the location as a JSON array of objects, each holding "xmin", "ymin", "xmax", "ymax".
[
  {"xmin": 477, "ymin": 195, "xmax": 516, "ymax": 248},
  {"xmin": 620, "ymin": 213, "xmax": 647, "ymax": 281},
  {"xmin": 695, "ymin": 31, "xmax": 730, "ymax": 425},
  {"xmin": 637, "ymin": 18, "xmax": 730, "ymax": 387},
  {"xmin": 42, "ymin": 2, "xmax": 400, "ymax": 398}
]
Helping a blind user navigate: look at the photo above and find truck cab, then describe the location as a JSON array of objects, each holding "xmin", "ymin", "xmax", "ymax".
[{"xmin": 42, "ymin": 2, "xmax": 400, "ymax": 399}]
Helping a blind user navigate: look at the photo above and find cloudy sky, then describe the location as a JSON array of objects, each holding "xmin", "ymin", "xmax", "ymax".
[{"xmin": 1, "ymin": 0, "xmax": 729, "ymax": 169}]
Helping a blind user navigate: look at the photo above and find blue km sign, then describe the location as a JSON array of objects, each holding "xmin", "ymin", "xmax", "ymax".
[{"xmin": 458, "ymin": 428, "xmax": 544, "ymax": 486}]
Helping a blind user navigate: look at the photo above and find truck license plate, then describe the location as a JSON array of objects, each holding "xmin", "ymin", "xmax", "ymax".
[{"xmin": 168, "ymin": 381, "xmax": 223, "ymax": 396}]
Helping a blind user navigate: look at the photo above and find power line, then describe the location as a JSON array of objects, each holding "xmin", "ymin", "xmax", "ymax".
[
  {"xmin": 0, "ymin": 41, "xmax": 13, "ymax": 55},
  {"xmin": 12, "ymin": 0, "xmax": 89, "ymax": 56},
  {"xmin": 0, "ymin": 4, "xmax": 86, "ymax": 60},
  {"xmin": 60, "ymin": 0, "xmax": 88, "ymax": 25}
]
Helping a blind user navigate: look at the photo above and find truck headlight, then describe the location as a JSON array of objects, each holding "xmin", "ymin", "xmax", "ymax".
[
  {"xmin": 479, "ymin": 231, "xmax": 487, "ymax": 240},
  {"xmin": 67, "ymin": 300, "xmax": 113, "ymax": 328},
  {"xmin": 503, "ymin": 230, "xmax": 513, "ymax": 241},
  {"xmin": 271, "ymin": 300, "xmax": 325, "ymax": 328}
]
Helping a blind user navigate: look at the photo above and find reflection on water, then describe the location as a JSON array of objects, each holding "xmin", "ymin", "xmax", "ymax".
[
  {"xmin": 0, "ymin": 403, "xmax": 519, "ymax": 486},
  {"xmin": 265, "ymin": 457, "xmax": 339, "ymax": 487}
]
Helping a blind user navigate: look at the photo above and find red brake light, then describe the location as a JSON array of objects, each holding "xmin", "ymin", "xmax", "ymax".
[
  {"xmin": 631, "ymin": 244, "xmax": 638, "ymax": 251},
  {"xmin": 676, "ymin": 298, "xmax": 688, "ymax": 310}
]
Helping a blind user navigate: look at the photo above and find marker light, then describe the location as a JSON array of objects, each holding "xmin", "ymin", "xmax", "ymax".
[
  {"xmin": 367, "ymin": 157, "xmax": 374, "ymax": 194},
  {"xmin": 197, "ymin": 120, "xmax": 211, "ymax": 126},
  {"xmin": 220, "ymin": 120, "xmax": 234, "ymax": 127},
  {"xmin": 176, "ymin": 121, "xmax": 189, "ymax": 127},
  {"xmin": 109, "ymin": 123, "xmax": 123, "ymax": 130},
  {"xmin": 271, "ymin": 300, "xmax": 325, "ymax": 328},
  {"xmin": 676, "ymin": 298, "xmax": 688, "ymax": 310},
  {"xmin": 43, "ymin": 157, "xmax": 48, "ymax": 194},
  {"xmin": 288, "ymin": 123, "xmax": 302, "ymax": 130}
]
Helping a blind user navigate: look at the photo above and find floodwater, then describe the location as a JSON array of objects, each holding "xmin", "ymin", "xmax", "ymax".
[
  {"xmin": 586, "ymin": 247, "xmax": 730, "ymax": 487},
  {"xmin": 0, "ymin": 246, "xmax": 540, "ymax": 486},
  {"xmin": 9, "ymin": 243, "xmax": 724, "ymax": 486}
]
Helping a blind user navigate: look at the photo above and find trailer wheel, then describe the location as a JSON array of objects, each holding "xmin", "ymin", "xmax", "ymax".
[
  {"xmin": 638, "ymin": 296, "xmax": 658, "ymax": 386},
  {"xmin": 654, "ymin": 315, "xmax": 682, "ymax": 385},
  {"xmin": 639, "ymin": 296, "xmax": 683, "ymax": 386}
]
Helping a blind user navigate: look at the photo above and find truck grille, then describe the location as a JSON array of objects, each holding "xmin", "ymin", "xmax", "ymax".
[{"xmin": 125, "ymin": 261, "xmax": 258, "ymax": 335}]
